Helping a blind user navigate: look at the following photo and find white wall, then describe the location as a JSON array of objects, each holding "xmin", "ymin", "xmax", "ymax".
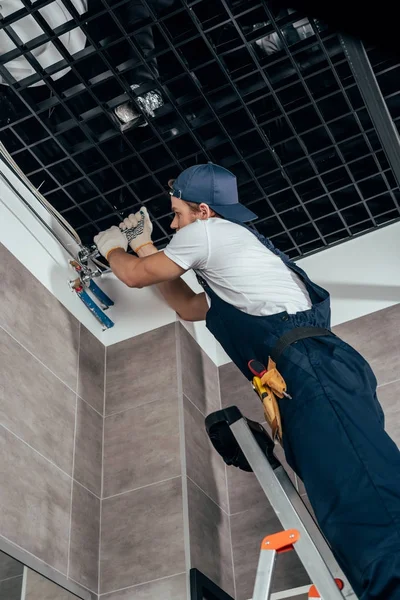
[
  {"xmin": 1, "ymin": 160, "xmax": 399, "ymax": 366},
  {"xmin": 299, "ymin": 225, "xmax": 400, "ymax": 327}
]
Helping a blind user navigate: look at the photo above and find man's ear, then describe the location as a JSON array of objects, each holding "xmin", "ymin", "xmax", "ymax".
[{"xmin": 199, "ymin": 203, "xmax": 213, "ymax": 219}]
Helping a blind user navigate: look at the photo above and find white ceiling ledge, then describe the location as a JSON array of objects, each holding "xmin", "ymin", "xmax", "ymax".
[{"xmin": 1, "ymin": 158, "xmax": 399, "ymax": 366}]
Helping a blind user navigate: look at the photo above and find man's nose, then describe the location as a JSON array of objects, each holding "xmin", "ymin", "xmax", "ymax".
[{"xmin": 171, "ymin": 217, "xmax": 177, "ymax": 229}]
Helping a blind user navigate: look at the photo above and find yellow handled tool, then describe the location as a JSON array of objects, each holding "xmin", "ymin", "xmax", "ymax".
[{"xmin": 248, "ymin": 359, "xmax": 292, "ymax": 442}]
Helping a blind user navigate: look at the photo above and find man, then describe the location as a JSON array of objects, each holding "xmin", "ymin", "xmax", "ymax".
[{"xmin": 94, "ymin": 162, "xmax": 400, "ymax": 600}]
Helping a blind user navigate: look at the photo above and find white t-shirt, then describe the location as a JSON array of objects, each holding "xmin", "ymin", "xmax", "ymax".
[
  {"xmin": 164, "ymin": 218, "xmax": 312, "ymax": 317},
  {"xmin": 0, "ymin": 0, "xmax": 87, "ymax": 87}
]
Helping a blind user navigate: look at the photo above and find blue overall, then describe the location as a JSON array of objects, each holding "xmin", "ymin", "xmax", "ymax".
[{"xmin": 197, "ymin": 223, "xmax": 400, "ymax": 600}]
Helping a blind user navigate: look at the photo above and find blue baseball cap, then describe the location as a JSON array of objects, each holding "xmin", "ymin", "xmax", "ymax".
[{"xmin": 170, "ymin": 162, "xmax": 258, "ymax": 222}]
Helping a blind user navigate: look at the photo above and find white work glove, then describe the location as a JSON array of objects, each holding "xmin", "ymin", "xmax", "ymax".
[
  {"xmin": 94, "ymin": 225, "xmax": 128, "ymax": 261},
  {"xmin": 119, "ymin": 207, "xmax": 153, "ymax": 253}
]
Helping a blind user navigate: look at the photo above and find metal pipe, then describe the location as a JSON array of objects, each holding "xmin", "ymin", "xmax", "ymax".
[{"xmin": 0, "ymin": 161, "xmax": 78, "ymax": 260}]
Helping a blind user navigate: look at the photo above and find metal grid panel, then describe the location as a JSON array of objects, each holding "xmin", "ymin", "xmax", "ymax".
[{"xmin": 1, "ymin": 0, "xmax": 400, "ymax": 258}]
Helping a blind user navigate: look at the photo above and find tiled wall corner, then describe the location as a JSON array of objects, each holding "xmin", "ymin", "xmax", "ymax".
[
  {"xmin": 101, "ymin": 324, "xmax": 185, "ymax": 597},
  {"xmin": 177, "ymin": 325, "xmax": 234, "ymax": 598},
  {"xmin": 179, "ymin": 324, "xmax": 220, "ymax": 415},
  {"xmin": 73, "ymin": 398, "xmax": 103, "ymax": 498},
  {"xmin": 78, "ymin": 326, "xmax": 105, "ymax": 415},
  {"xmin": 187, "ymin": 478, "xmax": 234, "ymax": 597},
  {"xmin": 183, "ymin": 394, "xmax": 228, "ymax": 512},
  {"xmin": 69, "ymin": 483, "xmax": 101, "ymax": 593},
  {"xmin": 101, "ymin": 573, "xmax": 187, "ymax": 600}
]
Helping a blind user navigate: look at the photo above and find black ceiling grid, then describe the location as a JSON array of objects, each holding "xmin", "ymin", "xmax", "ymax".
[{"xmin": 1, "ymin": 0, "xmax": 400, "ymax": 258}]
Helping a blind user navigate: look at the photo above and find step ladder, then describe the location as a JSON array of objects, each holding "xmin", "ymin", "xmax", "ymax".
[{"xmin": 205, "ymin": 406, "xmax": 357, "ymax": 600}]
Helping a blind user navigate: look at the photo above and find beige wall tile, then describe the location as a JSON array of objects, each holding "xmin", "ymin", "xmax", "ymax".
[
  {"xmin": 0, "ymin": 426, "xmax": 71, "ymax": 573},
  {"xmin": 106, "ymin": 324, "xmax": 177, "ymax": 415},
  {"xmin": 101, "ymin": 573, "xmax": 187, "ymax": 600},
  {"xmin": 333, "ymin": 304, "xmax": 400, "ymax": 386},
  {"xmin": 219, "ymin": 362, "xmax": 262, "ymax": 422},
  {"xmin": 69, "ymin": 483, "xmax": 100, "ymax": 593},
  {"xmin": 100, "ymin": 478, "xmax": 185, "ymax": 594},
  {"xmin": 184, "ymin": 395, "xmax": 228, "ymax": 511},
  {"xmin": 103, "ymin": 398, "xmax": 180, "ymax": 497},
  {"xmin": 74, "ymin": 399, "xmax": 102, "ymax": 497},
  {"xmin": 0, "ymin": 327, "xmax": 76, "ymax": 475},
  {"xmin": 0, "ymin": 575, "xmax": 23, "ymax": 600},
  {"xmin": 78, "ymin": 327, "xmax": 105, "ymax": 415},
  {"xmin": 180, "ymin": 325, "xmax": 220, "ymax": 416},
  {"xmin": 0, "ymin": 552, "xmax": 23, "ymax": 580},
  {"xmin": 187, "ymin": 478, "xmax": 234, "ymax": 597},
  {"xmin": 227, "ymin": 467, "xmax": 266, "ymax": 516},
  {"xmin": 25, "ymin": 569, "xmax": 80, "ymax": 600},
  {"xmin": 0, "ymin": 244, "xmax": 79, "ymax": 390}
]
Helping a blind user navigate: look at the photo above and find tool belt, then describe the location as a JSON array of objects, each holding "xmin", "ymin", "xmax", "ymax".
[{"xmin": 249, "ymin": 327, "xmax": 333, "ymax": 442}]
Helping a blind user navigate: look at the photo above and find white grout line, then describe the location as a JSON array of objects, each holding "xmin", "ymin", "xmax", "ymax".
[
  {"xmin": 102, "ymin": 475, "xmax": 182, "ymax": 501},
  {"xmin": 0, "ymin": 533, "xmax": 68, "ymax": 578},
  {"xmin": 217, "ymin": 362, "xmax": 237, "ymax": 596},
  {"xmin": 103, "ymin": 393, "xmax": 175, "ymax": 419},
  {"xmin": 68, "ymin": 576, "xmax": 99, "ymax": 596},
  {"xmin": 103, "ymin": 343, "xmax": 107, "ymax": 420},
  {"xmin": 0, "ymin": 574, "xmax": 24, "ymax": 583},
  {"xmin": 227, "ymin": 512, "xmax": 237, "ymax": 600},
  {"xmin": 0, "ymin": 423, "xmax": 75, "ymax": 479},
  {"xmin": 98, "ymin": 570, "xmax": 187, "ymax": 597},
  {"xmin": 175, "ymin": 322, "xmax": 191, "ymax": 584},
  {"xmin": 216, "ymin": 364, "xmax": 231, "ymax": 519},
  {"xmin": 0, "ymin": 324, "xmax": 78, "ymax": 395},
  {"xmin": 72, "ymin": 479, "xmax": 101, "ymax": 500},
  {"xmin": 186, "ymin": 476, "xmax": 230, "ymax": 518},
  {"xmin": 377, "ymin": 377, "xmax": 400, "ymax": 389},
  {"xmin": 216, "ymin": 362, "xmax": 222, "ymax": 410},
  {"xmin": 20, "ymin": 567, "xmax": 27, "ymax": 600},
  {"xmin": 77, "ymin": 394, "xmax": 104, "ymax": 419},
  {"xmin": 67, "ymin": 324, "xmax": 80, "ymax": 579},
  {"xmin": 99, "ymin": 344, "xmax": 107, "ymax": 596},
  {"xmin": 182, "ymin": 391, "xmax": 206, "ymax": 418},
  {"xmin": 73, "ymin": 479, "xmax": 100, "ymax": 498}
]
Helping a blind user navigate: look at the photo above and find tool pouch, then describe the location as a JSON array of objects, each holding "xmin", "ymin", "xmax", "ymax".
[
  {"xmin": 260, "ymin": 358, "xmax": 288, "ymax": 399},
  {"xmin": 252, "ymin": 375, "xmax": 283, "ymax": 442},
  {"xmin": 249, "ymin": 358, "xmax": 289, "ymax": 442}
]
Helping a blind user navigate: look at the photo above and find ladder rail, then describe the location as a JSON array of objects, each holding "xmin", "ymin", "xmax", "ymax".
[
  {"xmin": 230, "ymin": 418, "xmax": 346, "ymax": 600},
  {"xmin": 253, "ymin": 548, "xmax": 277, "ymax": 600}
]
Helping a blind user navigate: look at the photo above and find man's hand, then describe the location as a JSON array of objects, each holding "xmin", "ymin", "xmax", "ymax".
[
  {"xmin": 120, "ymin": 207, "xmax": 153, "ymax": 253},
  {"xmin": 94, "ymin": 225, "xmax": 128, "ymax": 261}
]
